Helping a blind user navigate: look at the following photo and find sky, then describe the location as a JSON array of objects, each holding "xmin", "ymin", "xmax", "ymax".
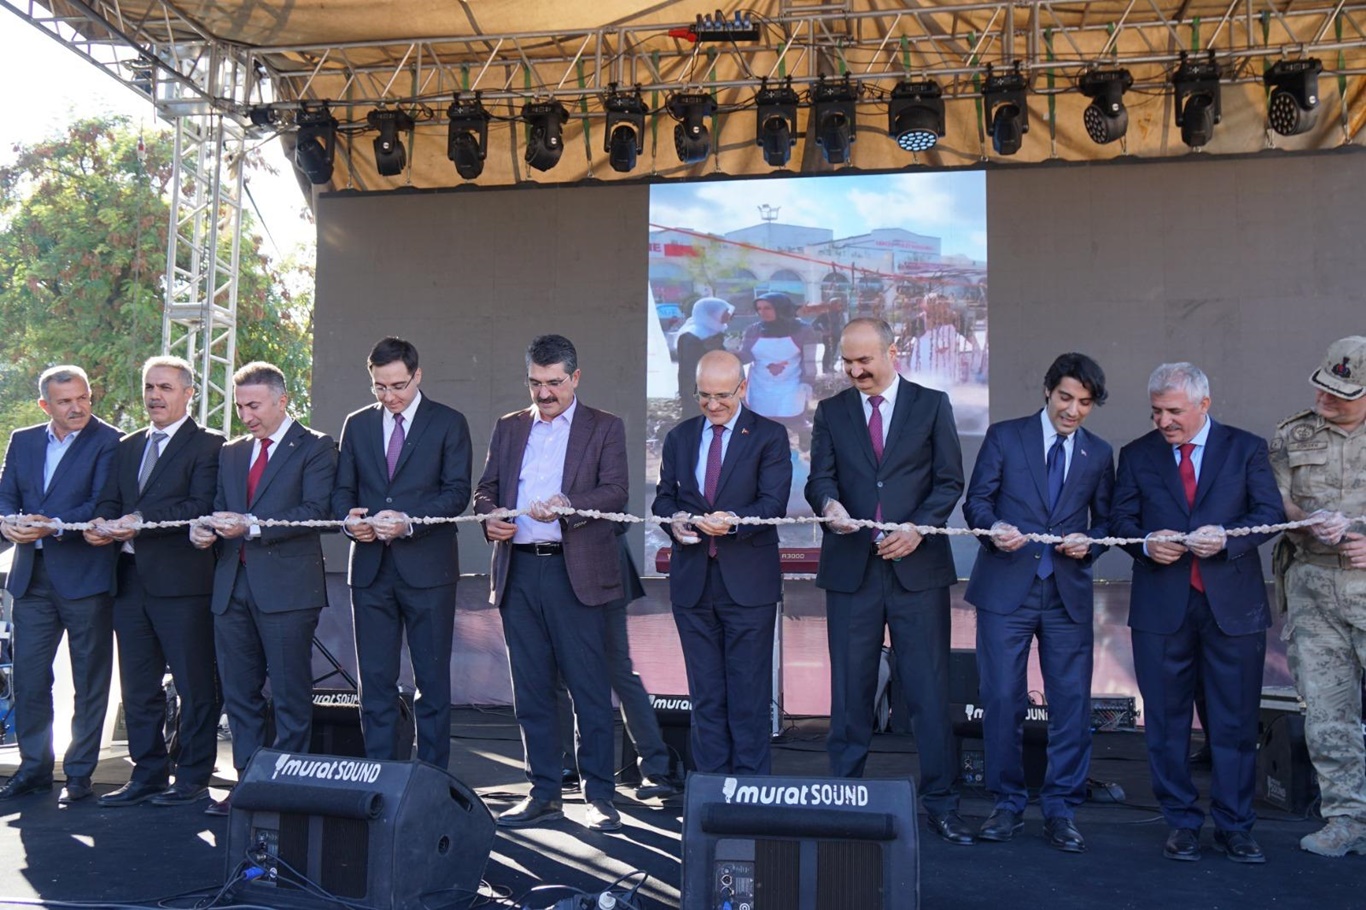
[
  {"xmin": 649, "ymin": 170, "xmax": 988, "ymax": 262},
  {"xmin": 0, "ymin": 11, "xmax": 315, "ymax": 257}
]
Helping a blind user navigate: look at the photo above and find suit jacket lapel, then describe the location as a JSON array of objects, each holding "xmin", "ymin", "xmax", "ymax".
[
  {"xmin": 365, "ymin": 404, "xmax": 388, "ymax": 482},
  {"xmin": 389, "ymin": 397, "xmax": 432, "ymax": 482},
  {"xmin": 714, "ymin": 408, "xmax": 754, "ymax": 500},
  {"xmin": 502, "ymin": 410, "xmax": 535, "ymax": 509},
  {"xmin": 1021, "ymin": 413, "xmax": 1048, "ymax": 507},
  {"xmin": 682, "ymin": 415, "xmax": 705, "ymax": 497},
  {"xmin": 141, "ymin": 419, "xmax": 197, "ymax": 495},
  {"xmin": 1193, "ymin": 420, "xmax": 1229, "ymax": 509},
  {"xmin": 844, "ymin": 388, "xmax": 878, "ymax": 469},
  {"xmin": 1153, "ymin": 432, "xmax": 1190, "ymax": 515},
  {"xmin": 562, "ymin": 402, "xmax": 594, "ymax": 493},
  {"xmin": 43, "ymin": 419, "xmax": 97, "ymax": 496},
  {"xmin": 250, "ymin": 422, "xmax": 305, "ymax": 508},
  {"xmin": 880, "ymin": 378, "xmax": 916, "ymax": 460},
  {"xmin": 1053, "ymin": 425, "xmax": 1091, "ymax": 515}
]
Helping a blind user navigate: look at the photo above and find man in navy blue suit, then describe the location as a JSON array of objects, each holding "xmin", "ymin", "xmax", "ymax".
[
  {"xmin": 805, "ymin": 318, "xmax": 971, "ymax": 845},
  {"xmin": 963, "ymin": 353, "xmax": 1114, "ymax": 852},
  {"xmin": 333, "ymin": 337, "xmax": 472, "ymax": 768},
  {"xmin": 0, "ymin": 365, "xmax": 120, "ymax": 802},
  {"xmin": 653, "ymin": 350, "xmax": 792, "ymax": 774},
  {"xmin": 1112, "ymin": 362, "xmax": 1284, "ymax": 864}
]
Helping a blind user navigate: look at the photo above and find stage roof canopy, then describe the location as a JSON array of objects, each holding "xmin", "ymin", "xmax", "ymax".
[{"xmin": 28, "ymin": 0, "xmax": 1366, "ymax": 188}]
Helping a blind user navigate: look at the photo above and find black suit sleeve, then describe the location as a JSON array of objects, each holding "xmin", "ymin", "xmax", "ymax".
[
  {"xmin": 92, "ymin": 443, "xmax": 126, "ymax": 521},
  {"xmin": 1110, "ymin": 445, "xmax": 1150, "ymax": 563},
  {"xmin": 651, "ymin": 430, "xmax": 685, "ymax": 541},
  {"xmin": 259, "ymin": 434, "xmax": 339, "ymax": 542},
  {"xmin": 733, "ymin": 422, "xmax": 792, "ymax": 539},
  {"xmin": 139, "ymin": 432, "xmax": 223, "ymax": 538},
  {"xmin": 407, "ymin": 409, "xmax": 473, "ymax": 539},
  {"xmin": 804, "ymin": 401, "xmax": 839, "ymax": 515},
  {"xmin": 331, "ymin": 413, "xmax": 361, "ymax": 520},
  {"xmin": 909, "ymin": 391, "xmax": 964, "ymax": 527}
]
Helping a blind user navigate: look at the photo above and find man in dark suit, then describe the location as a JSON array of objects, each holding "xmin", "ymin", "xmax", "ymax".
[
  {"xmin": 190, "ymin": 361, "xmax": 336, "ymax": 816},
  {"xmin": 1112, "ymin": 362, "xmax": 1284, "ymax": 864},
  {"xmin": 653, "ymin": 350, "xmax": 791, "ymax": 774},
  {"xmin": 963, "ymin": 353, "xmax": 1115, "ymax": 852},
  {"xmin": 474, "ymin": 334, "xmax": 627, "ymax": 832},
  {"xmin": 0, "ymin": 365, "xmax": 119, "ymax": 803},
  {"xmin": 804, "ymin": 318, "xmax": 972, "ymax": 845},
  {"xmin": 85, "ymin": 356, "xmax": 223, "ymax": 808},
  {"xmin": 333, "ymin": 337, "xmax": 472, "ymax": 769}
]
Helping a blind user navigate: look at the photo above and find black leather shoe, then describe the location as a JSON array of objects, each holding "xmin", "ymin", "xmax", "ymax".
[
  {"xmin": 97, "ymin": 780, "xmax": 166, "ymax": 808},
  {"xmin": 150, "ymin": 783, "xmax": 210, "ymax": 807},
  {"xmin": 1164, "ymin": 828, "xmax": 1202, "ymax": 862},
  {"xmin": 1213, "ymin": 829, "xmax": 1266, "ymax": 864},
  {"xmin": 1189, "ymin": 743, "xmax": 1212, "ymax": 768},
  {"xmin": 978, "ymin": 809, "xmax": 1024, "ymax": 842},
  {"xmin": 58, "ymin": 777, "xmax": 93, "ymax": 804},
  {"xmin": 497, "ymin": 797, "xmax": 564, "ymax": 828},
  {"xmin": 1043, "ymin": 817, "xmax": 1086, "ymax": 853},
  {"xmin": 585, "ymin": 799, "xmax": 622, "ymax": 831},
  {"xmin": 0, "ymin": 774, "xmax": 54, "ymax": 801},
  {"xmin": 926, "ymin": 811, "xmax": 976, "ymax": 845},
  {"xmin": 635, "ymin": 776, "xmax": 681, "ymax": 800},
  {"xmin": 204, "ymin": 794, "xmax": 232, "ymax": 817}
]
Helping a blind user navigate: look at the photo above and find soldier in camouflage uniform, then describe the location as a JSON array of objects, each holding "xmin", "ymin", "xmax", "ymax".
[{"xmin": 1269, "ymin": 336, "xmax": 1366, "ymax": 858}]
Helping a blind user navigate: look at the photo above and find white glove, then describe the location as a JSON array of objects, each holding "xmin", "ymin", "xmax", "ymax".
[
  {"xmin": 1308, "ymin": 509, "xmax": 1350, "ymax": 546},
  {"xmin": 823, "ymin": 499, "xmax": 858, "ymax": 535},
  {"xmin": 670, "ymin": 511, "xmax": 701, "ymax": 545}
]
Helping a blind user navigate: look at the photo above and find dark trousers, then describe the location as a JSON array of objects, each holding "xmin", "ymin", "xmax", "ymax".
[
  {"xmin": 351, "ymin": 548, "xmax": 455, "ymax": 767},
  {"xmin": 501, "ymin": 550, "xmax": 614, "ymax": 802},
  {"xmin": 673, "ymin": 559, "xmax": 777, "ymax": 775},
  {"xmin": 826, "ymin": 557, "xmax": 957, "ymax": 815},
  {"xmin": 113, "ymin": 555, "xmax": 219, "ymax": 786},
  {"xmin": 1132, "ymin": 589, "xmax": 1265, "ymax": 832},
  {"xmin": 10, "ymin": 555, "xmax": 113, "ymax": 779},
  {"xmin": 214, "ymin": 566, "xmax": 320, "ymax": 772},
  {"xmin": 559, "ymin": 591, "xmax": 671, "ymax": 781},
  {"xmin": 976, "ymin": 575, "xmax": 1093, "ymax": 819}
]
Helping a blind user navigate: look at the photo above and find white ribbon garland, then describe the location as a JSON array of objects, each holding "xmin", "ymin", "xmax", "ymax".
[{"xmin": 0, "ymin": 508, "xmax": 1345, "ymax": 547}]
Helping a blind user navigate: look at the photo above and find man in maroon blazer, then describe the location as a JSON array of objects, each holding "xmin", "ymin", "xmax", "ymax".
[{"xmin": 474, "ymin": 334, "xmax": 628, "ymax": 832}]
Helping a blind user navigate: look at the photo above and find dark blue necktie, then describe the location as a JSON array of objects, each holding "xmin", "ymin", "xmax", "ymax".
[{"xmin": 1039, "ymin": 435, "xmax": 1067, "ymax": 579}]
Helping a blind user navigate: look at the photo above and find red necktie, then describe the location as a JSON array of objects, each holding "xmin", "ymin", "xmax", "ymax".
[
  {"xmin": 247, "ymin": 438, "xmax": 273, "ymax": 504},
  {"xmin": 704, "ymin": 424, "xmax": 724, "ymax": 557},
  {"xmin": 869, "ymin": 395, "xmax": 885, "ymax": 534},
  {"xmin": 1178, "ymin": 442, "xmax": 1203, "ymax": 592}
]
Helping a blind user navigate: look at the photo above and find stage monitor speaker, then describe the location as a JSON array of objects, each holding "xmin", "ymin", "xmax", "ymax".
[
  {"xmin": 682, "ymin": 773, "xmax": 919, "ymax": 910},
  {"xmin": 1256, "ymin": 709, "xmax": 1317, "ymax": 814},
  {"xmin": 265, "ymin": 689, "xmax": 416, "ymax": 760},
  {"xmin": 225, "ymin": 748, "xmax": 494, "ymax": 910},
  {"xmin": 619, "ymin": 693, "xmax": 694, "ymax": 785}
]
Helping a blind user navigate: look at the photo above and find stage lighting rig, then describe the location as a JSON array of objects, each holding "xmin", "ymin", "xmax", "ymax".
[
  {"xmin": 367, "ymin": 107, "xmax": 413, "ymax": 177},
  {"xmin": 812, "ymin": 75, "xmax": 858, "ymax": 164},
  {"xmin": 667, "ymin": 91, "xmax": 717, "ymax": 165},
  {"xmin": 887, "ymin": 79, "xmax": 945, "ymax": 153},
  {"xmin": 1172, "ymin": 51, "xmax": 1222, "ymax": 148},
  {"xmin": 754, "ymin": 79, "xmax": 799, "ymax": 167},
  {"xmin": 293, "ymin": 102, "xmax": 337, "ymax": 185},
  {"xmin": 603, "ymin": 84, "xmax": 648, "ymax": 173},
  {"xmin": 1265, "ymin": 58, "xmax": 1322, "ymax": 137},
  {"xmin": 447, "ymin": 93, "xmax": 491, "ymax": 180},
  {"xmin": 691, "ymin": 9, "xmax": 760, "ymax": 42},
  {"xmin": 522, "ymin": 99, "xmax": 569, "ymax": 172},
  {"xmin": 983, "ymin": 62, "xmax": 1029, "ymax": 156},
  {"xmin": 1078, "ymin": 68, "xmax": 1133, "ymax": 145}
]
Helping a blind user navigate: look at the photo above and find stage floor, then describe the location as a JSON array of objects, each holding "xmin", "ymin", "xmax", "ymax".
[{"xmin": 0, "ymin": 708, "xmax": 1357, "ymax": 910}]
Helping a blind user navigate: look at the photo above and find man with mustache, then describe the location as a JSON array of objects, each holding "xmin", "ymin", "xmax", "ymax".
[
  {"xmin": 1112, "ymin": 362, "xmax": 1284, "ymax": 863},
  {"xmin": 190, "ymin": 361, "xmax": 336, "ymax": 816},
  {"xmin": 86, "ymin": 356, "xmax": 223, "ymax": 808},
  {"xmin": 475, "ymin": 334, "xmax": 627, "ymax": 831},
  {"xmin": 0, "ymin": 365, "xmax": 120, "ymax": 803}
]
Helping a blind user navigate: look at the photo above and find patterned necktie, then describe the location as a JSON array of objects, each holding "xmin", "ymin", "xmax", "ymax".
[
  {"xmin": 704, "ymin": 424, "xmax": 725, "ymax": 557},
  {"xmin": 869, "ymin": 395, "xmax": 885, "ymax": 536},
  {"xmin": 1179, "ymin": 442, "xmax": 1204, "ymax": 592},
  {"xmin": 1039, "ymin": 435, "xmax": 1067, "ymax": 579},
  {"xmin": 247, "ymin": 437, "xmax": 273, "ymax": 504},
  {"xmin": 387, "ymin": 413, "xmax": 406, "ymax": 480},
  {"xmin": 137, "ymin": 430, "xmax": 168, "ymax": 494}
]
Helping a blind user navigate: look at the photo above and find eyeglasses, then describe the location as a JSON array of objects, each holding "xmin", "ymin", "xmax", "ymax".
[
  {"xmin": 526, "ymin": 377, "xmax": 572, "ymax": 391},
  {"xmin": 370, "ymin": 378, "xmax": 413, "ymax": 396},
  {"xmin": 694, "ymin": 382, "xmax": 743, "ymax": 404}
]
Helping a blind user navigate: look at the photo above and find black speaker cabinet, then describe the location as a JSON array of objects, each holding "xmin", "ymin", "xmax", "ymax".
[
  {"xmin": 1256, "ymin": 709, "xmax": 1318, "ymax": 814},
  {"xmin": 619, "ymin": 693, "xmax": 695, "ymax": 785},
  {"xmin": 682, "ymin": 773, "xmax": 919, "ymax": 910},
  {"xmin": 265, "ymin": 689, "xmax": 416, "ymax": 760},
  {"xmin": 225, "ymin": 749, "xmax": 494, "ymax": 910}
]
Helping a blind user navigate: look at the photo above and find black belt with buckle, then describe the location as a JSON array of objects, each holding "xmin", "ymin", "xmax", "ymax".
[{"xmin": 512, "ymin": 542, "xmax": 563, "ymax": 556}]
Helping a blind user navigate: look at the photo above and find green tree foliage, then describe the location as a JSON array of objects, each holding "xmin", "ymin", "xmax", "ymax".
[{"xmin": 0, "ymin": 115, "xmax": 313, "ymax": 441}]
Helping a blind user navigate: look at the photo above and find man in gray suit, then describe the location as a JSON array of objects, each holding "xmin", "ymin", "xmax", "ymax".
[
  {"xmin": 475, "ymin": 334, "xmax": 628, "ymax": 831},
  {"xmin": 333, "ymin": 337, "xmax": 472, "ymax": 768},
  {"xmin": 191, "ymin": 361, "xmax": 337, "ymax": 816}
]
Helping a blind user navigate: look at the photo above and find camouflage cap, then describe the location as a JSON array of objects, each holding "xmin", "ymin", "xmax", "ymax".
[{"xmin": 1310, "ymin": 335, "xmax": 1366, "ymax": 401}]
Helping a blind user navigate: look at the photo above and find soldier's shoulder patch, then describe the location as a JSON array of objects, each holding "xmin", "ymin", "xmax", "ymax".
[
  {"xmin": 1269, "ymin": 435, "xmax": 1285, "ymax": 453},
  {"xmin": 1277, "ymin": 408, "xmax": 1316, "ymax": 430}
]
